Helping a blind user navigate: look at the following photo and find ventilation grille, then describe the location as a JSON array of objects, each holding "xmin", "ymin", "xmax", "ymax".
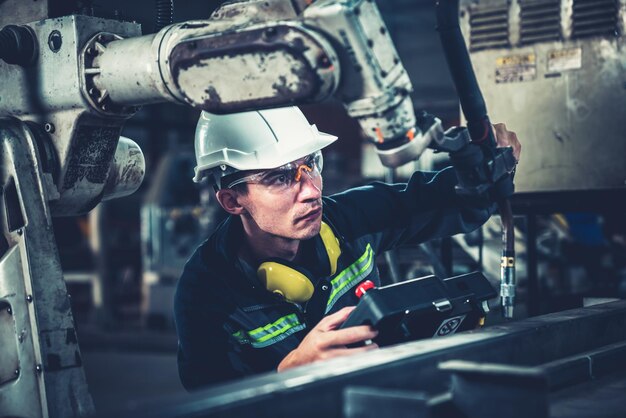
[
  {"xmin": 520, "ymin": 0, "xmax": 562, "ymax": 44},
  {"xmin": 469, "ymin": 4, "xmax": 510, "ymax": 51},
  {"xmin": 572, "ymin": 0, "xmax": 619, "ymax": 39}
]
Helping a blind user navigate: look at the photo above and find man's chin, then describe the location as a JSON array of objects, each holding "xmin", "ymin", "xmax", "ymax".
[{"xmin": 295, "ymin": 219, "xmax": 322, "ymax": 240}]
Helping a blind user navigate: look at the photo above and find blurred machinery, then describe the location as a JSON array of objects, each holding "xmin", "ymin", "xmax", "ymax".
[
  {"xmin": 141, "ymin": 152, "xmax": 222, "ymax": 329},
  {"xmin": 461, "ymin": 0, "xmax": 626, "ymax": 194}
]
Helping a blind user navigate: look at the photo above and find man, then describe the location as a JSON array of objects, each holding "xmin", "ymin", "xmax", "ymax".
[{"xmin": 174, "ymin": 106, "xmax": 520, "ymax": 390}]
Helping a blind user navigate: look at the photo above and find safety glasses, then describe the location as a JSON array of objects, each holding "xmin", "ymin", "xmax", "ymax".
[{"xmin": 226, "ymin": 151, "xmax": 323, "ymax": 191}]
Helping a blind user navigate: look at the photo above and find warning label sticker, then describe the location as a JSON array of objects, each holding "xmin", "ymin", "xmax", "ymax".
[
  {"xmin": 433, "ymin": 315, "xmax": 466, "ymax": 338},
  {"xmin": 495, "ymin": 53, "xmax": 536, "ymax": 84},
  {"xmin": 547, "ymin": 48, "xmax": 582, "ymax": 73}
]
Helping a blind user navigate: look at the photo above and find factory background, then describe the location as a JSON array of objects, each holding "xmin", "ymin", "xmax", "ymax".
[{"xmin": 1, "ymin": 0, "xmax": 625, "ymax": 416}]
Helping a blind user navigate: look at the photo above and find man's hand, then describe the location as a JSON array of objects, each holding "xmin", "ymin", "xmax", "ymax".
[
  {"xmin": 493, "ymin": 123, "xmax": 521, "ymax": 162},
  {"xmin": 277, "ymin": 306, "xmax": 379, "ymax": 372}
]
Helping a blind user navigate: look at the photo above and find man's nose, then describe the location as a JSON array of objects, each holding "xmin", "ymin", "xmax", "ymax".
[{"xmin": 297, "ymin": 170, "xmax": 321, "ymax": 200}]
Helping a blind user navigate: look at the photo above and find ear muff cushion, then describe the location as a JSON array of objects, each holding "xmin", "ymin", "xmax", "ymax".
[
  {"xmin": 257, "ymin": 258, "xmax": 314, "ymax": 303},
  {"xmin": 319, "ymin": 222, "xmax": 341, "ymax": 275}
]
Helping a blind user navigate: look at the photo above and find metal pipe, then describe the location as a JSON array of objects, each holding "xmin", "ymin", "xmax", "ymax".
[{"xmin": 93, "ymin": 32, "xmax": 178, "ymax": 106}]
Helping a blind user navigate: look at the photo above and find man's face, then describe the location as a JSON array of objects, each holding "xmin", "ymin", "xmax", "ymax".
[{"xmin": 236, "ymin": 155, "xmax": 324, "ymax": 241}]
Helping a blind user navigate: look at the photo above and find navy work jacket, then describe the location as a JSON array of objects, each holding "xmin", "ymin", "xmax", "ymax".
[{"xmin": 174, "ymin": 168, "xmax": 496, "ymax": 390}]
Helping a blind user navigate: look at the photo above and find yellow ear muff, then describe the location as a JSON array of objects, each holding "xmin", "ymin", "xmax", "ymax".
[
  {"xmin": 257, "ymin": 262, "xmax": 315, "ymax": 303},
  {"xmin": 256, "ymin": 222, "xmax": 341, "ymax": 303},
  {"xmin": 319, "ymin": 222, "xmax": 340, "ymax": 275}
]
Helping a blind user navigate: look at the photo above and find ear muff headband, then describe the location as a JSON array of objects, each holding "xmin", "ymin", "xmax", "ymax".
[
  {"xmin": 256, "ymin": 221, "xmax": 341, "ymax": 303},
  {"xmin": 319, "ymin": 221, "xmax": 340, "ymax": 276}
]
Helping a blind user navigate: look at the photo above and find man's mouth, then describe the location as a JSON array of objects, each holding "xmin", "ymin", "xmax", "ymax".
[{"xmin": 296, "ymin": 207, "xmax": 322, "ymax": 223}]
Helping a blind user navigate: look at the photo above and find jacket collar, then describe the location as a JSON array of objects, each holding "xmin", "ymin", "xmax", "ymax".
[{"xmin": 207, "ymin": 210, "xmax": 337, "ymax": 285}]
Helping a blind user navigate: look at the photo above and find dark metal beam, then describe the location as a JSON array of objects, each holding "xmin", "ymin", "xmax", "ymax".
[{"xmin": 112, "ymin": 301, "xmax": 626, "ymax": 418}]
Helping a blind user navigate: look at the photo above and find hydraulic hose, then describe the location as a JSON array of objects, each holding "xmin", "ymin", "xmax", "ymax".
[{"xmin": 435, "ymin": 0, "xmax": 516, "ymax": 318}]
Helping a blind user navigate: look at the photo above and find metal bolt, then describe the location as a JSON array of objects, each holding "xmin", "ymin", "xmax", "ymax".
[
  {"xmin": 380, "ymin": 27, "xmax": 386, "ymax": 35},
  {"xmin": 86, "ymin": 47, "xmax": 94, "ymax": 55},
  {"xmin": 26, "ymin": 295, "xmax": 33, "ymax": 303},
  {"xmin": 367, "ymin": 39, "xmax": 374, "ymax": 48},
  {"xmin": 6, "ymin": 307, "xmax": 12, "ymax": 315},
  {"xmin": 17, "ymin": 229, "xmax": 23, "ymax": 236},
  {"xmin": 14, "ymin": 369, "xmax": 20, "ymax": 376},
  {"xmin": 36, "ymin": 364, "xmax": 43, "ymax": 373},
  {"xmin": 380, "ymin": 70, "xmax": 388, "ymax": 78},
  {"xmin": 321, "ymin": 285, "xmax": 329, "ymax": 291},
  {"xmin": 101, "ymin": 104, "xmax": 107, "ymax": 111},
  {"xmin": 48, "ymin": 30, "xmax": 62, "ymax": 52},
  {"xmin": 44, "ymin": 122, "xmax": 55, "ymax": 133}
]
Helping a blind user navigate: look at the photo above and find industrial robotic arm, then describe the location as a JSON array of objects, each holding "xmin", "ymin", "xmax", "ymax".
[{"xmin": 1, "ymin": 0, "xmax": 444, "ymax": 218}]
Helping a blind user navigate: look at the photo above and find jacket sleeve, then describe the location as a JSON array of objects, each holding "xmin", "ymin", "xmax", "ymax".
[
  {"xmin": 174, "ymin": 252, "xmax": 246, "ymax": 390},
  {"xmin": 325, "ymin": 166, "xmax": 497, "ymax": 253}
]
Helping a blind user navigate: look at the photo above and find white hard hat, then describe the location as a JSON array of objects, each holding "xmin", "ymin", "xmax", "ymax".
[{"xmin": 193, "ymin": 107, "xmax": 338, "ymax": 185}]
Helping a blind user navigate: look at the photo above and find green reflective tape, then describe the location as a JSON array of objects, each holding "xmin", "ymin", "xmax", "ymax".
[
  {"xmin": 231, "ymin": 330, "xmax": 249, "ymax": 345},
  {"xmin": 325, "ymin": 244, "xmax": 374, "ymax": 313},
  {"xmin": 232, "ymin": 313, "xmax": 306, "ymax": 349}
]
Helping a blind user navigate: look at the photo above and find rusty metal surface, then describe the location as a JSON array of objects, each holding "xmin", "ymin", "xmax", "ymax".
[
  {"xmin": 168, "ymin": 22, "xmax": 339, "ymax": 112},
  {"xmin": 0, "ymin": 246, "xmax": 46, "ymax": 418},
  {"xmin": 0, "ymin": 16, "xmax": 140, "ymax": 216},
  {"xmin": 0, "ymin": 119, "xmax": 94, "ymax": 417},
  {"xmin": 0, "ymin": 301, "xmax": 19, "ymax": 386}
]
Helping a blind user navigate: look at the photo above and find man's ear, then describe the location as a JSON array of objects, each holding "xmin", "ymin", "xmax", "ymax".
[{"xmin": 216, "ymin": 189, "xmax": 247, "ymax": 215}]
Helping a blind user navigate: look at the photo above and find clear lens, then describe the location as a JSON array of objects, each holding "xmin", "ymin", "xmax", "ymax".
[{"xmin": 226, "ymin": 151, "xmax": 323, "ymax": 191}]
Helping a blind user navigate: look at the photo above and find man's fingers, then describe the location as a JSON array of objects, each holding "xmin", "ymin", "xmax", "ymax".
[
  {"xmin": 317, "ymin": 306, "xmax": 355, "ymax": 331},
  {"xmin": 492, "ymin": 122, "xmax": 521, "ymax": 162},
  {"xmin": 510, "ymin": 132, "xmax": 521, "ymax": 160},
  {"xmin": 324, "ymin": 325, "xmax": 378, "ymax": 346},
  {"xmin": 323, "ymin": 343, "xmax": 380, "ymax": 360}
]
